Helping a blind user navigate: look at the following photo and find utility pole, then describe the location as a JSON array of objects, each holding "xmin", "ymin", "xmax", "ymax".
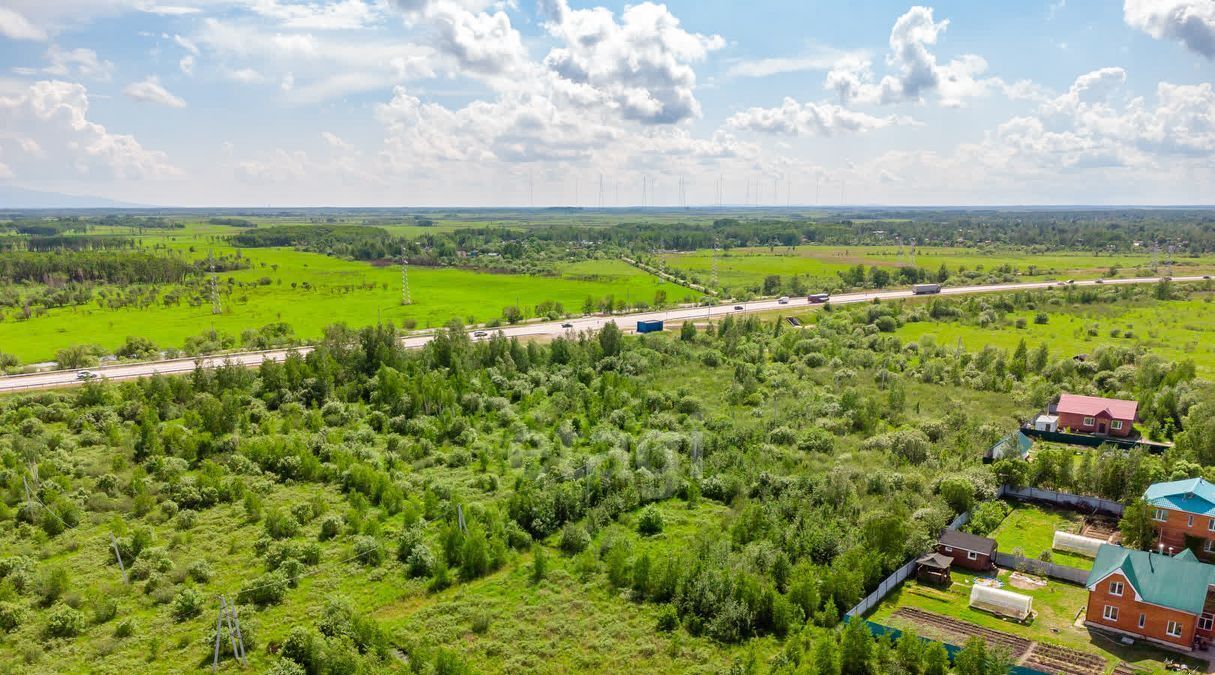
[{"xmin": 110, "ymin": 533, "xmax": 128, "ymax": 584}]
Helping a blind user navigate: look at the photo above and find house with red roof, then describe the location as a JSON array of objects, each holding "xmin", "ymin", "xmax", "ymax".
[{"xmin": 1054, "ymin": 393, "xmax": 1138, "ymax": 438}]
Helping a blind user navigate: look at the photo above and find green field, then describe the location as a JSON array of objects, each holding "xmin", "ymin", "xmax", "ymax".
[
  {"xmin": 659, "ymin": 245, "xmax": 1215, "ymax": 293},
  {"xmin": 989, "ymin": 504, "xmax": 1094, "ymax": 570},
  {"xmin": 0, "ymin": 246, "xmax": 685, "ymax": 363},
  {"xmin": 898, "ymin": 294, "xmax": 1215, "ymax": 375}
]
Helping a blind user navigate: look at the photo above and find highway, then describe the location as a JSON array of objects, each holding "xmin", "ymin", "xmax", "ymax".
[{"xmin": 0, "ymin": 275, "xmax": 1204, "ymax": 393}]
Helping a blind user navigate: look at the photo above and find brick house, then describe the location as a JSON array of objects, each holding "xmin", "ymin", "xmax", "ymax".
[
  {"xmin": 1145, "ymin": 477, "xmax": 1215, "ymax": 561},
  {"xmin": 936, "ymin": 529, "xmax": 997, "ymax": 571},
  {"xmin": 1054, "ymin": 393, "xmax": 1137, "ymax": 438},
  {"xmin": 1085, "ymin": 544, "xmax": 1215, "ymax": 651}
]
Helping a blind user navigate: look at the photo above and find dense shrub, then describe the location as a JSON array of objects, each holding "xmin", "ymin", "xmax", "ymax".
[
  {"xmin": 637, "ymin": 506, "xmax": 664, "ymax": 536},
  {"xmin": 44, "ymin": 603, "xmax": 85, "ymax": 638},
  {"xmin": 560, "ymin": 524, "xmax": 590, "ymax": 555},
  {"xmin": 0, "ymin": 602, "xmax": 27, "ymax": 633},
  {"xmin": 353, "ymin": 536, "xmax": 384, "ymax": 567},
  {"xmin": 237, "ymin": 571, "xmax": 288, "ymax": 606},
  {"xmin": 171, "ymin": 588, "xmax": 204, "ymax": 622}
]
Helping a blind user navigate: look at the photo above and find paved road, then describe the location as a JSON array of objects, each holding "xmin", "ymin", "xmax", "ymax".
[{"xmin": 0, "ymin": 276, "xmax": 1204, "ymax": 393}]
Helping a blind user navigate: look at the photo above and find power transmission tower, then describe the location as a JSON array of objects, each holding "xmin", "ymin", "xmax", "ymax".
[
  {"xmin": 710, "ymin": 240, "xmax": 719, "ymax": 289},
  {"xmin": 212, "ymin": 596, "xmax": 247, "ymax": 673},
  {"xmin": 209, "ymin": 252, "xmax": 221, "ymax": 315},
  {"xmin": 400, "ymin": 246, "xmax": 411, "ymax": 305}
]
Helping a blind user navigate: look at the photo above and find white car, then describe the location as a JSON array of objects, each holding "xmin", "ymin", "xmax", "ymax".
[
  {"xmin": 472, "ymin": 331, "xmax": 488, "ymax": 338},
  {"xmin": 778, "ymin": 296, "xmax": 789, "ymax": 304}
]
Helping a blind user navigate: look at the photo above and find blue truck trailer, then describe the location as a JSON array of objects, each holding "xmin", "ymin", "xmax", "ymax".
[{"xmin": 636, "ymin": 320, "xmax": 664, "ymax": 334}]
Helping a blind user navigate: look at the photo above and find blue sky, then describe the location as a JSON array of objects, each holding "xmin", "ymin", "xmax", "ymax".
[{"xmin": 0, "ymin": 0, "xmax": 1212, "ymax": 206}]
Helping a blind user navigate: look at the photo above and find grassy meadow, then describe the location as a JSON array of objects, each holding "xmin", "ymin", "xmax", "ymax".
[
  {"xmin": 658, "ymin": 245, "xmax": 1215, "ymax": 293},
  {"xmin": 897, "ymin": 293, "xmax": 1215, "ymax": 375},
  {"xmin": 0, "ymin": 235, "xmax": 685, "ymax": 363}
]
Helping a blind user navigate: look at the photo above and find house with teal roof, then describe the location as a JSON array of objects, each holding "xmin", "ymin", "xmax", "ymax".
[
  {"xmin": 1143, "ymin": 477, "xmax": 1215, "ymax": 561},
  {"xmin": 1085, "ymin": 543, "xmax": 1215, "ymax": 650}
]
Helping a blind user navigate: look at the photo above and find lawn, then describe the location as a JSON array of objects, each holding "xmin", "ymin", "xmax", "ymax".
[
  {"xmin": 897, "ymin": 293, "xmax": 1215, "ymax": 376},
  {"xmin": 989, "ymin": 504, "xmax": 1094, "ymax": 570},
  {"xmin": 869, "ymin": 568, "xmax": 1202, "ymax": 673}
]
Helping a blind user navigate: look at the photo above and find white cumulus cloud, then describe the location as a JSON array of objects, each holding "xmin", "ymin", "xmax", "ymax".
[
  {"xmin": 123, "ymin": 76, "xmax": 187, "ymax": 108},
  {"xmin": 43, "ymin": 45, "xmax": 115, "ymax": 80},
  {"xmin": 1124, "ymin": 0, "xmax": 1215, "ymax": 58},
  {"xmin": 541, "ymin": 0, "xmax": 724, "ymax": 124},
  {"xmin": 726, "ymin": 98, "xmax": 918, "ymax": 136},
  {"xmin": 0, "ymin": 79, "xmax": 180, "ymax": 179},
  {"xmin": 0, "ymin": 7, "xmax": 46, "ymax": 40},
  {"xmin": 825, "ymin": 6, "xmax": 1013, "ymax": 107}
]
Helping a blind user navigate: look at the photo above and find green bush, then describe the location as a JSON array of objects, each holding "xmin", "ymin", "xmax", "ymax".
[
  {"xmin": 113, "ymin": 618, "xmax": 135, "ymax": 638},
  {"xmin": 237, "ymin": 571, "xmax": 288, "ymax": 606},
  {"xmin": 560, "ymin": 524, "xmax": 590, "ymax": 555},
  {"xmin": 656, "ymin": 604, "xmax": 679, "ymax": 632},
  {"xmin": 187, "ymin": 559, "xmax": 214, "ymax": 583},
  {"xmin": 91, "ymin": 596, "xmax": 119, "ymax": 625},
  {"xmin": 0, "ymin": 602, "xmax": 27, "ymax": 633},
  {"xmin": 44, "ymin": 603, "xmax": 86, "ymax": 638},
  {"xmin": 637, "ymin": 506, "xmax": 664, "ymax": 536},
  {"xmin": 317, "ymin": 513, "xmax": 343, "ymax": 541},
  {"xmin": 796, "ymin": 427, "xmax": 836, "ymax": 454},
  {"xmin": 171, "ymin": 588, "xmax": 204, "ymax": 622},
  {"xmin": 264, "ymin": 509, "xmax": 301, "ymax": 539},
  {"xmin": 353, "ymin": 536, "xmax": 384, "ymax": 567},
  {"xmin": 38, "ymin": 566, "xmax": 71, "ymax": 607}
]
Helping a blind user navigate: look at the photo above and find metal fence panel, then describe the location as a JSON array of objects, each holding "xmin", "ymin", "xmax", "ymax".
[
  {"xmin": 999, "ymin": 484, "xmax": 1124, "ymax": 517},
  {"xmin": 992, "ymin": 552, "xmax": 1090, "ymax": 585}
]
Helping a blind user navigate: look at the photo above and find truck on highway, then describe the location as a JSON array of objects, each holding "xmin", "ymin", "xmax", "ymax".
[
  {"xmin": 636, "ymin": 320, "xmax": 664, "ymax": 334},
  {"xmin": 807, "ymin": 293, "xmax": 830, "ymax": 304},
  {"xmin": 912, "ymin": 284, "xmax": 942, "ymax": 295}
]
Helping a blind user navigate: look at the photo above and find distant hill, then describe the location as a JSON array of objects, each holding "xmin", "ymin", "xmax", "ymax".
[{"xmin": 0, "ymin": 185, "xmax": 150, "ymax": 209}]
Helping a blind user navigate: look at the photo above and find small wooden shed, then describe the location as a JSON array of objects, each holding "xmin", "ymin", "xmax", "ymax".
[{"xmin": 937, "ymin": 529, "xmax": 997, "ymax": 571}]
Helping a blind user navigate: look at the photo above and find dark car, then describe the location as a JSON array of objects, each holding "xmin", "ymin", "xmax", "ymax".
[
  {"xmin": 561, "ymin": 322, "xmax": 573, "ymax": 328},
  {"xmin": 734, "ymin": 305, "xmax": 744, "ymax": 310},
  {"xmin": 473, "ymin": 331, "xmax": 488, "ymax": 337}
]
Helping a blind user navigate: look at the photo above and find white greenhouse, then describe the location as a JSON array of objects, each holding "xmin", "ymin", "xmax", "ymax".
[
  {"xmin": 1052, "ymin": 531, "xmax": 1105, "ymax": 558},
  {"xmin": 969, "ymin": 584, "xmax": 1033, "ymax": 621}
]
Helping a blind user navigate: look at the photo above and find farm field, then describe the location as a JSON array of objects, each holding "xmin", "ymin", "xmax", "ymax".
[
  {"xmin": 0, "ymin": 247, "xmax": 686, "ymax": 363},
  {"xmin": 658, "ymin": 245, "xmax": 1215, "ymax": 293},
  {"xmin": 869, "ymin": 568, "xmax": 1198, "ymax": 673},
  {"xmin": 897, "ymin": 293, "xmax": 1215, "ymax": 376},
  {"xmin": 989, "ymin": 504, "xmax": 1094, "ymax": 570}
]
